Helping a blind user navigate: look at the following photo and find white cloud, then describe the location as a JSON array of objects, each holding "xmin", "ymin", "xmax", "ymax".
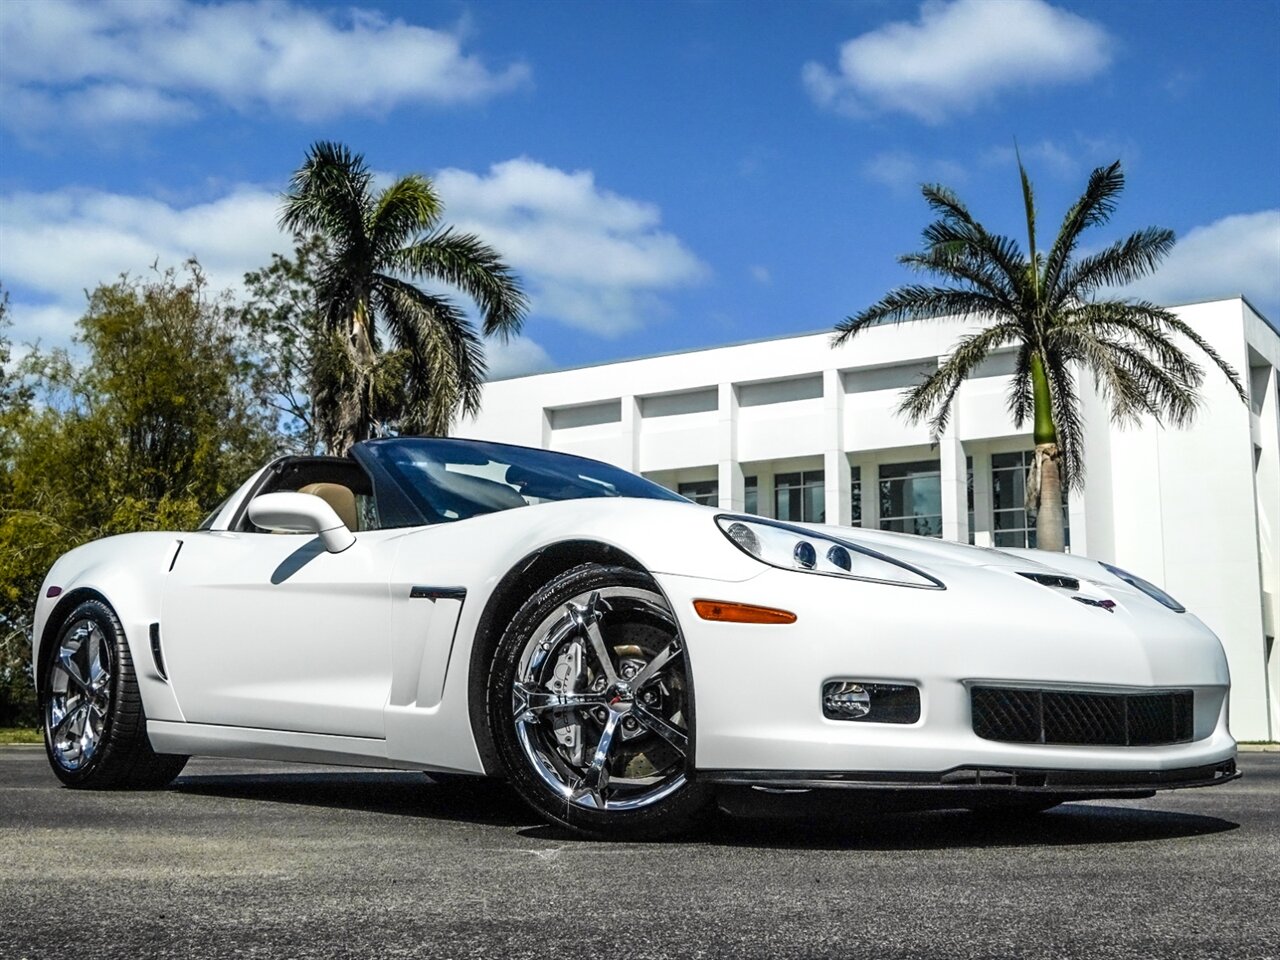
[
  {"xmin": 0, "ymin": 186, "xmax": 287, "ymax": 347},
  {"xmin": 863, "ymin": 150, "xmax": 967, "ymax": 191},
  {"xmin": 980, "ymin": 136, "xmax": 1138, "ymax": 180},
  {"xmin": 0, "ymin": 160, "xmax": 706, "ymax": 348},
  {"xmin": 1120, "ymin": 211, "xmax": 1280, "ymax": 318},
  {"xmin": 0, "ymin": 0, "xmax": 529, "ymax": 134},
  {"xmin": 484, "ymin": 336, "xmax": 553, "ymax": 380},
  {"xmin": 750, "ymin": 265, "xmax": 771, "ymax": 285},
  {"xmin": 435, "ymin": 158, "xmax": 708, "ymax": 336},
  {"xmin": 804, "ymin": 0, "xmax": 1111, "ymax": 123},
  {"xmin": 1, "ymin": 302, "xmax": 82, "ymax": 358}
]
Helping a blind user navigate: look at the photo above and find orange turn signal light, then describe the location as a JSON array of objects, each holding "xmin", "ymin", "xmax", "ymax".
[{"xmin": 693, "ymin": 599, "xmax": 797, "ymax": 624}]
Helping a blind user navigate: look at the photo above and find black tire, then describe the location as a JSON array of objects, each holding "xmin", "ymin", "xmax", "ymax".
[
  {"xmin": 40, "ymin": 598, "xmax": 188, "ymax": 789},
  {"xmin": 486, "ymin": 563, "xmax": 711, "ymax": 839}
]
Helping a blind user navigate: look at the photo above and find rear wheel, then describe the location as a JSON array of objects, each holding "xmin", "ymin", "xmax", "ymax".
[
  {"xmin": 487, "ymin": 564, "xmax": 710, "ymax": 839},
  {"xmin": 41, "ymin": 598, "xmax": 187, "ymax": 789}
]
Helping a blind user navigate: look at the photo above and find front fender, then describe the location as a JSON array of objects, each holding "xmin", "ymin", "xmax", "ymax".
[{"xmin": 34, "ymin": 532, "xmax": 188, "ymax": 723}]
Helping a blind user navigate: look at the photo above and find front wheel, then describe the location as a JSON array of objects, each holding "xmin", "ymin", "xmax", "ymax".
[
  {"xmin": 487, "ymin": 564, "xmax": 711, "ymax": 839},
  {"xmin": 41, "ymin": 598, "xmax": 187, "ymax": 789}
]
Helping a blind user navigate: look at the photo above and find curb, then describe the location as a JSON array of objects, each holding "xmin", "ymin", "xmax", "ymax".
[{"xmin": 1238, "ymin": 743, "xmax": 1280, "ymax": 752}]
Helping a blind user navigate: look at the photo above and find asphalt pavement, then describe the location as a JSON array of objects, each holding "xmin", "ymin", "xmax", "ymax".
[{"xmin": 1, "ymin": 747, "xmax": 1277, "ymax": 960}]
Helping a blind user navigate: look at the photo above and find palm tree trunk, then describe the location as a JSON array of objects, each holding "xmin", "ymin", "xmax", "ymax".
[
  {"xmin": 331, "ymin": 299, "xmax": 378, "ymax": 454},
  {"xmin": 1034, "ymin": 444, "xmax": 1065, "ymax": 552},
  {"xmin": 1028, "ymin": 352, "xmax": 1066, "ymax": 552}
]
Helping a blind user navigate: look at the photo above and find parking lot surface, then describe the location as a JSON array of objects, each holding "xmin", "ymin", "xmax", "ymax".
[{"xmin": 1, "ymin": 748, "xmax": 1277, "ymax": 959}]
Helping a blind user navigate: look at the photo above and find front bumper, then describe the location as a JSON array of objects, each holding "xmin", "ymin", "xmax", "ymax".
[
  {"xmin": 700, "ymin": 757, "xmax": 1240, "ymax": 798},
  {"xmin": 653, "ymin": 567, "xmax": 1237, "ymax": 785}
]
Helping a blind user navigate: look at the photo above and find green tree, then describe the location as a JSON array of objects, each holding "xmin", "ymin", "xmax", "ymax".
[
  {"xmin": 0, "ymin": 286, "xmax": 37, "ymax": 724},
  {"xmin": 281, "ymin": 141, "xmax": 528, "ymax": 453},
  {"xmin": 834, "ymin": 160, "xmax": 1245, "ymax": 552},
  {"xmin": 241, "ymin": 233, "xmax": 330, "ymax": 454},
  {"xmin": 0, "ymin": 285, "xmax": 20, "ymax": 412},
  {"xmin": 0, "ymin": 263, "xmax": 278, "ymax": 724}
]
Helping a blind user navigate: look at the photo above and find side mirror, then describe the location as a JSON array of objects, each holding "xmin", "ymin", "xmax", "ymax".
[{"xmin": 247, "ymin": 492, "xmax": 356, "ymax": 554}]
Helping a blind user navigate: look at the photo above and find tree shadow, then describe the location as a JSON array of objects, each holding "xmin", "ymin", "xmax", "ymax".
[{"xmin": 174, "ymin": 770, "xmax": 538, "ymax": 828}]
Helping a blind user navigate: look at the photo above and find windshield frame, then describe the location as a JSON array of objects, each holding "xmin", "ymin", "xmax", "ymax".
[{"xmin": 352, "ymin": 437, "xmax": 686, "ymax": 528}]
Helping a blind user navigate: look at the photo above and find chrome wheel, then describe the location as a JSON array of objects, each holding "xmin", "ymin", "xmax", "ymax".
[
  {"xmin": 46, "ymin": 617, "xmax": 113, "ymax": 771},
  {"xmin": 512, "ymin": 585, "xmax": 690, "ymax": 812}
]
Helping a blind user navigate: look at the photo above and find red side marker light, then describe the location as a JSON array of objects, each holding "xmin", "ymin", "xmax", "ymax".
[
  {"xmin": 46, "ymin": 586, "xmax": 62, "ymax": 598},
  {"xmin": 693, "ymin": 599, "xmax": 797, "ymax": 624}
]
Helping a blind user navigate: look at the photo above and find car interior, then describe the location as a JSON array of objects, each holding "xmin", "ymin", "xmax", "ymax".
[{"xmin": 239, "ymin": 457, "xmax": 379, "ymax": 533}]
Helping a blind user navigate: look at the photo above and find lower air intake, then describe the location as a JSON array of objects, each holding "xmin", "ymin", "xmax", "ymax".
[{"xmin": 971, "ymin": 686, "xmax": 1193, "ymax": 746}]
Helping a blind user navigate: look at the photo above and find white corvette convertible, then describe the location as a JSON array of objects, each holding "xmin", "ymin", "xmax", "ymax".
[{"xmin": 33, "ymin": 437, "xmax": 1238, "ymax": 837}]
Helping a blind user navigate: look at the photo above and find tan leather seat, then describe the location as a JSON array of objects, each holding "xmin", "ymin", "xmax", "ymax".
[{"xmin": 298, "ymin": 482, "xmax": 359, "ymax": 531}]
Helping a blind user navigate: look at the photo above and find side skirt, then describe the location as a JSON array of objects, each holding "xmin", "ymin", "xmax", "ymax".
[{"xmin": 147, "ymin": 720, "xmax": 423, "ymax": 771}]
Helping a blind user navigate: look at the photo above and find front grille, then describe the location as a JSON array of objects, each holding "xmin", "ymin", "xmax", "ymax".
[{"xmin": 971, "ymin": 687, "xmax": 1193, "ymax": 746}]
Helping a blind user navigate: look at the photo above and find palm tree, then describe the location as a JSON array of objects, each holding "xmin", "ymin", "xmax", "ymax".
[
  {"xmin": 281, "ymin": 141, "xmax": 527, "ymax": 453},
  {"xmin": 833, "ymin": 159, "xmax": 1245, "ymax": 552}
]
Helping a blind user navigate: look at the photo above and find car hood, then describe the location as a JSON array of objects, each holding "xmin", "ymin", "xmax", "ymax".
[{"xmin": 781, "ymin": 517, "xmax": 1184, "ymax": 613}]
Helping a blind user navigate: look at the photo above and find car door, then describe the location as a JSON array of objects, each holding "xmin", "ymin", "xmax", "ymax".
[{"xmin": 160, "ymin": 526, "xmax": 400, "ymax": 739}]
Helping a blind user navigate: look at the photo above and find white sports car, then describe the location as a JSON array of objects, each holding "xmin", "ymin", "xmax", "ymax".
[{"xmin": 33, "ymin": 437, "xmax": 1238, "ymax": 837}]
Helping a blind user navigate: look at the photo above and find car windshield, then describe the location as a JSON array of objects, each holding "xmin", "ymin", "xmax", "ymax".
[{"xmin": 359, "ymin": 437, "xmax": 686, "ymax": 524}]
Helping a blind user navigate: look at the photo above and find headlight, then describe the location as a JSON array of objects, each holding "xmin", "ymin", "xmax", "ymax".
[
  {"xmin": 1100, "ymin": 562, "xmax": 1185, "ymax": 612},
  {"xmin": 716, "ymin": 516, "xmax": 942, "ymax": 589}
]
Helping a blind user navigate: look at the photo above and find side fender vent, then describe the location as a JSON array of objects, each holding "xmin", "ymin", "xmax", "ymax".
[{"xmin": 149, "ymin": 622, "xmax": 169, "ymax": 681}]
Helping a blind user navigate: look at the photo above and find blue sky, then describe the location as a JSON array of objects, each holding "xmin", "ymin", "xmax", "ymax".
[{"xmin": 1, "ymin": 0, "xmax": 1277, "ymax": 377}]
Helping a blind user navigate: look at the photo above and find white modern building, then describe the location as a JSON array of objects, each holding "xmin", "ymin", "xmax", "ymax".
[{"xmin": 464, "ymin": 297, "xmax": 1280, "ymax": 741}]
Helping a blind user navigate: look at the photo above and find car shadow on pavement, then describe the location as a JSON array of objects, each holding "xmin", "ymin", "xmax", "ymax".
[
  {"xmin": 175, "ymin": 771, "xmax": 540, "ymax": 828},
  {"xmin": 702, "ymin": 803, "xmax": 1239, "ymax": 851},
  {"xmin": 173, "ymin": 771, "xmax": 1238, "ymax": 850},
  {"xmin": 520, "ymin": 802, "xmax": 1239, "ymax": 850}
]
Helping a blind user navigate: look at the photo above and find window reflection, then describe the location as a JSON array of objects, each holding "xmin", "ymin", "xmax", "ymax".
[{"xmin": 879, "ymin": 460, "xmax": 942, "ymax": 538}]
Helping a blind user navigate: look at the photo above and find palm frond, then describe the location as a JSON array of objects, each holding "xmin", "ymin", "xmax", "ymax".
[
  {"xmin": 1052, "ymin": 325, "xmax": 1199, "ymax": 428},
  {"xmin": 833, "ymin": 287, "xmax": 1010, "ymax": 345},
  {"xmin": 1017, "ymin": 149, "xmax": 1041, "ymax": 300},
  {"xmin": 898, "ymin": 321, "xmax": 1022, "ymax": 437},
  {"xmin": 280, "ymin": 141, "xmax": 372, "ymax": 255},
  {"xmin": 1042, "ymin": 160, "xmax": 1124, "ymax": 299},
  {"xmin": 899, "ymin": 247, "xmax": 1016, "ymax": 308},
  {"xmin": 373, "ymin": 275, "xmax": 486, "ymax": 434},
  {"xmin": 919, "ymin": 184, "xmax": 1027, "ymax": 288},
  {"xmin": 368, "ymin": 175, "xmax": 443, "ymax": 261},
  {"xmin": 1147, "ymin": 305, "xmax": 1248, "ymax": 404},
  {"xmin": 911, "ymin": 221, "xmax": 1028, "ymax": 303},
  {"xmin": 1056, "ymin": 302, "xmax": 1203, "ymax": 382},
  {"xmin": 393, "ymin": 229, "xmax": 528, "ymax": 338},
  {"xmin": 1042, "ymin": 350, "xmax": 1086, "ymax": 490},
  {"xmin": 1006, "ymin": 344, "xmax": 1034, "ymax": 428},
  {"xmin": 1053, "ymin": 228, "xmax": 1175, "ymax": 302}
]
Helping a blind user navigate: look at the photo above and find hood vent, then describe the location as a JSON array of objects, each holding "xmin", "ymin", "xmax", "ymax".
[{"xmin": 1018, "ymin": 572, "xmax": 1080, "ymax": 592}]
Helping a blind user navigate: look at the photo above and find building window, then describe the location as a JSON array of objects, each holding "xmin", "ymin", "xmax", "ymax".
[
  {"xmin": 775, "ymin": 470, "xmax": 824, "ymax": 523},
  {"xmin": 744, "ymin": 476, "xmax": 758, "ymax": 515},
  {"xmin": 991, "ymin": 451, "xmax": 1071, "ymax": 549},
  {"xmin": 879, "ymin": 460, "xmax": 942, "ymax": 538},
  {"xmin": 850, "ymin": 465, "xmax": 862, "ymax": 526},
  {"xmin": 678, "ymin": 480, "xmax": 718, "ymax": 506},
  {"xmin": 967, "ymin": 456, "xmax": 975, "ymax": 545}
]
